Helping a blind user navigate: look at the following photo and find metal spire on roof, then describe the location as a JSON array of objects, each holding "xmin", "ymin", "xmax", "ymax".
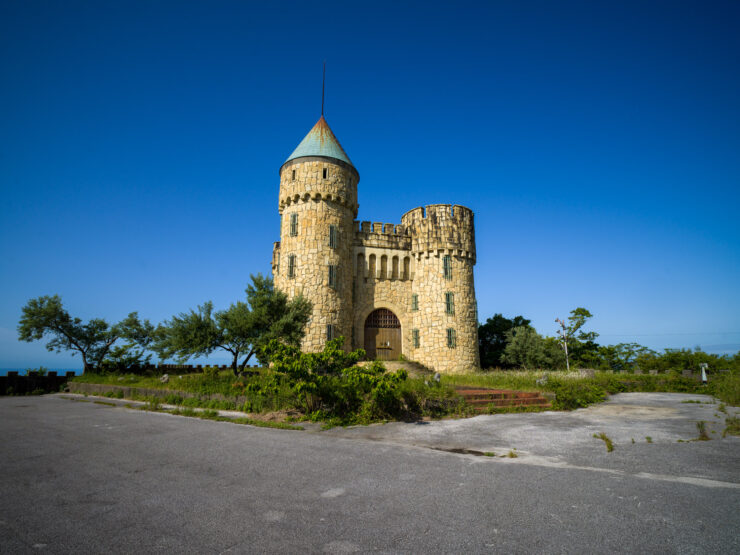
[{"xmin": 321, "ymin": 61, "xmax": 326, "ymax": 116}]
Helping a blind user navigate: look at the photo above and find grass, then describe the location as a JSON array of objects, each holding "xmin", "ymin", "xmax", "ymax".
[
  {"xmin": 69, "ymin": 367, "xmax": 740, "ymax": 425},
  {"xmin": 593, "ymin": 432, "xmax": 614, "ymax": 452},
  {"xmin": 696, "ymin": 421, "xmax": 711, "ymax": 441},
  {"xmin": 723, "ymin": 416, "xmax": 740, "ymax": 437}
]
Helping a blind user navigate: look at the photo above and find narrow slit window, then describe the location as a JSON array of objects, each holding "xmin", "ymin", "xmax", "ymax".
[
  {"xmin": 276, "ymin": 252, "xmax": 280, "ymax": 274},
  {"xmin": 411, "ymin": 294, "xmax": 418, "ymax": 311},
  {"xmin": 328, "ymin": 225, "xmax": 337, "ymax": 249},
  {"xmin": 290, "ymin": 213, "xmax": 298, "ymax": 236},
  {"xmin": 328, "ymin": 264, "xmax": 337, "ymax": 289},
  {"xmin": 445, "ymin": 292, "xmax": 455, "ymax": 315},
  {"xmin": 326, "ymin": 324, "xmax": 335, "ymax": 341},
  {"xmin": 323, "ymin": 168, "xmax": 328, "ymax": 179},
  {"xmin": 291, "ymin": 169, "xmax": 296, "ymax": 181},
  {"xmin": 443, "ymin": 255, "xmax": 452, "ymax": 280},
  {"xmin": 447, "ymin": 328, "xmax": 457, "ymax": 348},
  {"xmin": 412, "ymin": 329, "xmax": 419, "ymax": 348},
  {"xmin": 287, "ymin": 254, "xmax": 296, "ymax": 278}
]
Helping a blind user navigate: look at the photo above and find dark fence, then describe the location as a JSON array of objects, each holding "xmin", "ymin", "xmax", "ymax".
[
  {"xmin": 1, "ymin": 371, "xmax": 77, "ymax": 396},
  {"xmin": 114, "ymin": 364, "xmax": 261, "ymax": 373}
]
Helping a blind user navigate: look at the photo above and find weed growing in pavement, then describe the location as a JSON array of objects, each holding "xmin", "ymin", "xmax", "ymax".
[
  {"xmin": 718, "ymin": 403, "xmax": 727, "ymax": 414},
  {"xmin": 593, "ymin": 432, "xmax": 614, "ymax": 452},
  {"xmin": 645, "ymin": 436, "xmax": 653, "ymax": 443},
  {"xmin": 696, "ymin": 421, "xmax": 711, "ymax": 441},
  {"xmin": 484, "ymin": 452, "xmax": 495, "ymax": 457},
  {"xmin": 722, "ymin": 416, "xmax": 740, "ymax": 437},
  {"xmin": 507, "ymin": 450, "xmax": 518, "ymax": 458}
]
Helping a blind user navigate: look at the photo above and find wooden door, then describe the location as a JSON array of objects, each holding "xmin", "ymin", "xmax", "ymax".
[{"xmin": 364, "ymin": 309, "xmax": 401, "ymax": 361}]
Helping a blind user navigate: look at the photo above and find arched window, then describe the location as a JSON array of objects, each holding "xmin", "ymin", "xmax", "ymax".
[
  {"xmin": 368, "ymin": 254, "xmax": 376, "ymax": 280},
  {"xmin": 392, "ymin": 256, "xmax": 399, "ymax": 280},
  {"xmin": 380, "ymin": 255, "xmax": 388, "ymax": 280},
  {"xmin": 403, "ymin": 257, "xmax": 410, "ymax": 280},
  {"xmin": 356, "ymin": 253, "xmax": 366, "ymax": 279}
]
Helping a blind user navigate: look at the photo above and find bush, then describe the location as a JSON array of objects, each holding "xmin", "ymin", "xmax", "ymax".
[
  {"xmin": 549, "ymin": 379, "xmax": 607, "ymax": 410},
  {"xmin": 261, "ymin": 337, "xmax": 453, "ymax": 424},
  {"xmin": 710, "ymin": 370, "xmax": 740, "ymax": 406}
]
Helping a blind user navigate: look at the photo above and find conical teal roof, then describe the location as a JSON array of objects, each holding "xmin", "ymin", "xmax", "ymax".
[{"xmin": 285, "ymin": 116, "xmax": 353, "ymax": 166}]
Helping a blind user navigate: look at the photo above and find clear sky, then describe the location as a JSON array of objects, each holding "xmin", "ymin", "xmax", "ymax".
[{"xmin": 1, "ymin": 0, "xmax": 739, "ymax": 369}]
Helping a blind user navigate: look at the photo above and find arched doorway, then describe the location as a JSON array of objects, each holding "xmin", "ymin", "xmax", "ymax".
[{"xmin": 364, "ymin": 308, "xmax": 401, "ymax": 361}]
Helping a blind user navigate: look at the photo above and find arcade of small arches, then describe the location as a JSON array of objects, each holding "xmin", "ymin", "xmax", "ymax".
[{"xmin": 354, "ymin": 251, "xmax": 414, "ymax": 281}]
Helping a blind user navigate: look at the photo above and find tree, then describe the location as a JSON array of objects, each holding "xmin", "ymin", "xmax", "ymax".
[
  {"xmin": 153, "ymin": 274, "xmax": 311, "ymax": 372},
  {"xmin": 17, "ymin": 295, "xmax": 152, "ymax": 373},
  {"xmin": 501, "ymin": 326, "xmax": 564, "ymax": 370},
  {"xmin": 556, "ymin": 307, "xmax": 599, "ymax": 371},
  {"xmin": 244, "ymin": 274, "xmax": 312, "ymax": 360},
  {"xmin": 478, "ymin": 314, "xmax": 531, "ymax": 369},
  {"xmin": 597, "ymin": 342, "xmax": 655, "ymax": 372}
]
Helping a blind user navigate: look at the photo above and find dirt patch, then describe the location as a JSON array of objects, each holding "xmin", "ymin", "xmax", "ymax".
[{"xmin": 244, "ymin": 408, "xmax": 304, "ymax": 423}]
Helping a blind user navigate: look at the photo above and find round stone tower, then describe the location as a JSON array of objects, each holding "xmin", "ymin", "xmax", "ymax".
[
  {"xmin": 401, "ymin": 204, "xmax": 480, "ymax": 373},
  {"xmin": 273, "ymin": 116, "xmax": 359, "ymax": 352}
]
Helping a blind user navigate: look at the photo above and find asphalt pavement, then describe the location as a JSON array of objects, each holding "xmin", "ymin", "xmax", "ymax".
[{"xmin": 1, "ymin": 393, "xmax": 738, "ymax": 554}]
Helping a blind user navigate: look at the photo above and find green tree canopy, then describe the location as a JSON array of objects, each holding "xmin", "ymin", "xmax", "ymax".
[
  {"xmin": 501, "ymin": 326, "xmax": 565, "ymax": 370},
  {"xmin": 153, "ymin": 274, "xmax": 311, "ymax": 372},
  {"xmin": 18, "ymin": 295, "xmax": 152, "ymax": 372},
  {"xmin": 556, "ymin": 307, "xmax": 600, "ymax": 370},
  {"xmin": 478, "ymin": 314, "xmax": 531, "ymax": 369}
]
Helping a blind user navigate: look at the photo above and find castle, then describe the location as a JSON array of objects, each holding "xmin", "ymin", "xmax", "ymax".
[{"xmin": 271, "ymin": 115, "xmax": 480, "ymax": 373}]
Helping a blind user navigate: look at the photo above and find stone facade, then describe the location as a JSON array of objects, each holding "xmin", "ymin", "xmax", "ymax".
[{"xmin": 271, "ymin": 117, "xmax": 480, "ymax": 373}]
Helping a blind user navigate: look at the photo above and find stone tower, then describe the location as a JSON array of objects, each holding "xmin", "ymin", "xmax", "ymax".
[
  {"xmin": 272, "ymin": 116, "xmax": 359, "ymax": 351},
  {"xmin": 401, "ymin": 205, "xmax": 480, "ymax": 371}
]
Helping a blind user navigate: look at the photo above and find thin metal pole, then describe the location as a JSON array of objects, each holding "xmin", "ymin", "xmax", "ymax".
[{"xmin": 321, "ymin": 61, "xmax": 325, "ymax": 116}]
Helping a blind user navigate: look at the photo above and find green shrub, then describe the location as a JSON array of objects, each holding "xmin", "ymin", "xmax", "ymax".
[
  {"xmin": 259, "ymin": 337, "xmax": 452, "ymax": 424},
  {"xmin": 202, "ymin": 366, "xmax": 221, "ymax": 380},
  {"xmin": 550, "ymin": 379, "xmax": 607, "ymax": 410},
  {"xmin": 709, "ymin": 371, "xmax": 740, "ymax": 406}
]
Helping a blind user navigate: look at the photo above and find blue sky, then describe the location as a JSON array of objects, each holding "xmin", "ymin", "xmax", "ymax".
[{"xmin": 1, "ymin": 0, "xmax": 739, "ymax": 369}]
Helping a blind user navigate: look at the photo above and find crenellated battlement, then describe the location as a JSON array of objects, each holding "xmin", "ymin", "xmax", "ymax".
[
  {"xmin": 353, "ymin": 220, "xmax": 411, "ymax": 250},
  {"xmin": 400, "ymin": 204, "xmax": 476, "ymax": 261},
  {"xmin": 278, "ymin": 158, "xmax": 359, "ymax": 217}
]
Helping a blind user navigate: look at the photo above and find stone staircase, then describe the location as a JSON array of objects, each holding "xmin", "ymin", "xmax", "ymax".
[{"xmin": 455, "ymin": 388, "xmax": 552, "ymax": 412}]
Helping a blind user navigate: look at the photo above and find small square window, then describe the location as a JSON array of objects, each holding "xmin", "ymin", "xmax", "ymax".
[
  {"xmin": 447, "ymin": 328, "xmax": 456, "ymax": 348},
  {"xmin": 290, "ymin": 214, "xmax": 298, "ymax": 236},
  {"xmin": 445, "ymin": 292, "xmax": 455, "ymax": 315},
  {"xmin": 443, "ymin": 255, "xmax": 452, "ymax": 280},
  {"xmin": 328, "ymin": 264, "xmax": 337, "ymax": 289}
]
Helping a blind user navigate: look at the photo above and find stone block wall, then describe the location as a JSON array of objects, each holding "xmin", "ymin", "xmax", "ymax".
[
  {"xmin": 410, "ymin": 251, "xmax": 479, "ymax": 373},
  {"xmin": 353, "ymin": 268, "xmax": 413, "ymax": 354},
  {"xmin": 273, "ymin": 158, "xmax": 357, "ymax": 351}
]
